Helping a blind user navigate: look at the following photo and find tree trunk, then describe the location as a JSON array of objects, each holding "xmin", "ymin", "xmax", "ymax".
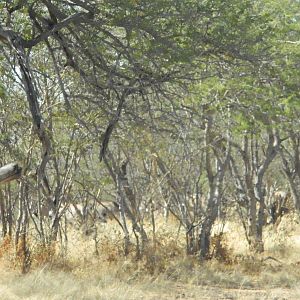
[
  {"xmin": 117, "ymin": 174, "xmax": 131, "ymax": 256},
  {"xmin": 15, "ymin": 180, "xmax": 31, "ymax": 273},
  {"xmin": 199, "ymin": 219, "xmax": 213, "ymax": 260},
  {"xmin": 186, "ymin": 225, "xmax": 198, "ymax": 255},
  {"xmin": 0, "ymin": 190, "xmax": 7, "ymax": 237}
]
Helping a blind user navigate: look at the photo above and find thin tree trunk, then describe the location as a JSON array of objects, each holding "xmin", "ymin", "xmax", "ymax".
[
  {"xmin": 0, "ymin": 190, "xmax": 7, "ymax": 237},
  {"xmin": 117, "ymin": 174, "xmax": 130, "ymax": 256}
]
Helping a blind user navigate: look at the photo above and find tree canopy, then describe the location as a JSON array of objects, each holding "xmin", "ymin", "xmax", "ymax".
[{"xmin": 1, "ymin": 0, "xmax": 300, "ymax": 261}]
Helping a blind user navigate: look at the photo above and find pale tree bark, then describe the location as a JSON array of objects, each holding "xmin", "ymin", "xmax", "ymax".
[
  {"xmin": 230, "ymin": 129, "xmax": 280, "ymax": 253},
  {"xmin": 152, "ymin": 110, "xmax": 230, "ymax": 259},
  {"xmin": 15, "ymin": 180, "xmax": 31, "ymax": 273},
  {"xmin": 154, "ymin": 152, "xmax": 204, "ymax": 255},
  {"xmin": 0, "ymin": 28, "xmax": 54, "ymax": 233},
  {"xmin": 104, "ymin": 151, "xmax": 148, "ymax": 257},
  {"xmin": 198, "ymin": 112, "xmax": 230, "ymax": 260},
  {"xmin": 279, "ymin": 131, "xmax": 300, "ymax": 211}
]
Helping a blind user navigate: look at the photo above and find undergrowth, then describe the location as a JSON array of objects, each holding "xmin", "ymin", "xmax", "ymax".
[{"xmin": 0, "ymin": 214, "xmax": 299, "ymax": 292}]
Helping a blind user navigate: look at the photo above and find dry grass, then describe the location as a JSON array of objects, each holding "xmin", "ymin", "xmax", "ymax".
[
  {"xmin": 0, "ymin": 213, "xmax": 300, "ymax": 299},
  {"xmin": 0, "ymin": 263, "xmax": 299, "ymax": 300}
]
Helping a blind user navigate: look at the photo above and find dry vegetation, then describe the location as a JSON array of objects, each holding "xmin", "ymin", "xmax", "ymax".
[
  {"xmin": 1, "ymin": 1, "xmax": 300, "ymax": 299},
  {"xmin": 0, "ymin": 213, "xmax": 299, "ymax": 299}
]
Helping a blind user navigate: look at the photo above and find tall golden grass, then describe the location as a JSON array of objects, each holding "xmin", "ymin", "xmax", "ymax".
[{"xmin": 0, "ymin": 213, "xmax": 300, "ymax": 299}]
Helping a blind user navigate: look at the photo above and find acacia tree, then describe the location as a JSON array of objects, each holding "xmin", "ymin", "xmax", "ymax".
[
  {"xmin": 0, "ymin": 0, "xmax": 283, "ymax": 263},
  {"xmin": 268, "ymin": 2, "xmax": 300, "ymax": 212},
  {"xmin": 0, "ymin": 0, "xmax": 271, "ymax": 159}
]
